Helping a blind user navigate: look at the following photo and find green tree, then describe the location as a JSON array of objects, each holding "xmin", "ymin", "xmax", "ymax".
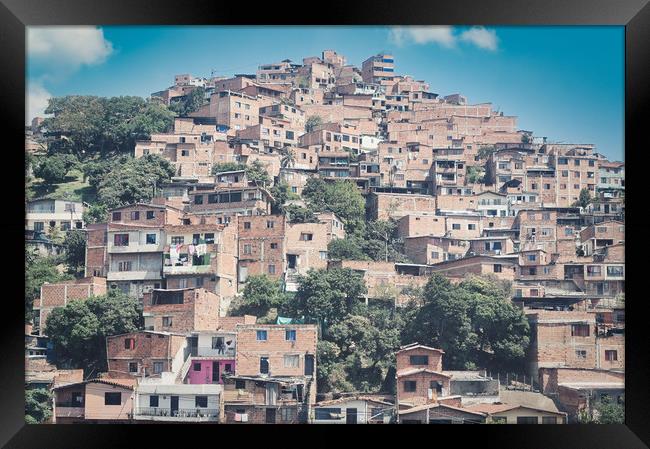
[
  {"xmin": 63, "ymin": 229, "xmax": 87, "ymax": 275},
  {"xmin": 279, "ymin": 146, "xmax": 296, "ymax": 169},
  {"xmin": 403, "ymin": 274, "xmax": 530, "ymax": 370},
  {"xmin": 245, "ymin": 160, "xmax": 271, "ymax": 187},
  {"xmin": 477, "ymin": 145, "xmax": 497, "ymax": 160},
  {"xmin": 96, "ymin": 154, "xmax": 175, "ymax": 209},
  {"xmin": 284, "ymin": 204, "xmax": 318, "ymax": 224},
  {"xmin": 211, "ymin": 162, "xmax": 246, "ymax": 175},
  {"xmin": 466, "ymin": 165, "xmax": 485, "ymax": 184},
  {"xmin": 327, "ymin": 238, "xmax": 370, "ymax": 261},
  {"xmin": 287, "ymin": 268, "xmax": 367, "ymax": 327},
  {"xmin": 169, "ymin": 87, "xmax": 206, "ymax": 116},
  {"xmin": 43, "ymin": 96, "xmax": 174, "ymax": 159},
  {"xmin": 269, "ymin": 182, "xmax": 299, "ymax": 214},
  {"xmin": 304, "ymin": 115, "xmax": 323, "ymax": 133},
  {"xmin": 82, "ymin": 203, "xmax": 108, "ymax": 224},
  {"xmin": 229, "ymin": 275, "xmax": 288, "ymax": 320},
  {"xmin": 45, "ymin": 289, "xmax": 142, "ymax": 376},
  {"xmin": 25, "ymin": 252, "xmax": 73, "ymax": 323},
  {"xmin": 593, "ymin": 397, "xmax": 624, "ymax": 424},
  {"xmin": 25, "ymin": 388, "xmax": 53, "ymax": 424},
  {"xmin": 33, "ymin": 155, "xmax": 69, "ymax": 186},
  {"xmin": 573, "ymin": 188, "xmax": 592, "ymax": 209},
  {"xmin": 302, "ymin": 178, "xmax": 365, "ymax": 231}
]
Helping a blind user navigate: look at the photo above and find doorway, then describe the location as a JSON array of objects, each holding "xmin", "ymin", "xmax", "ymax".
[
  {"xmin": 212, "ymin": 361, "xmax": 220, "ymax": 383},
  {"xmin": 346, "ymin": 408, "xmax": 358, "ymax": 424},
  {"xmin": 287, "ymin": 254, "xmax": 298, "ymax": 269},
  {"xmin": 170, "ymin": 396, "xmax": 179, "ymax": 416},
  {"xmin": 265, "ymin": 408, "xmax": 276, "ymax": 424},
  {"xmin": 304, "ymin": 354, "xmax": 314, "ymax": 376}
]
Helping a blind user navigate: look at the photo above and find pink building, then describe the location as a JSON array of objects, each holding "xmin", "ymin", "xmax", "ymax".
[{"xmin": 184, "ymin": 330, "xmax": 237, "ymax": 385}]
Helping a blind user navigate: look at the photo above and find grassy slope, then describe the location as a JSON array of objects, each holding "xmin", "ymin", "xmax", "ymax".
[{"xmin": 27, "ymin": 169, "xmax": 96, "ymax": 203}]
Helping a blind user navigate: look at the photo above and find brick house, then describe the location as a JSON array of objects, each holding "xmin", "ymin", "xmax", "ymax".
[
  {"xmin": 142, "ymin": 288, "xmax": 221, "ymax": 334},
  {"xmin": 34, "ymin": 277, "xmax": 106, "ymax": 336},
  {"xmin": 395, "ymin": 344, "xmax": 450, "ymax": 410},
  {"xmin": 237, "ymin": 214, "xmax": 287, "ymax": 283},
  {"xmin": 106, "ymin": 330, "xmax": 187, "ymax": 379}
]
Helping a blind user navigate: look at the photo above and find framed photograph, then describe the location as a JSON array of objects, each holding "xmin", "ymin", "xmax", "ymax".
[{"xmin": 4, "ymin": 0, "xmax": 648, "ymax": 446}]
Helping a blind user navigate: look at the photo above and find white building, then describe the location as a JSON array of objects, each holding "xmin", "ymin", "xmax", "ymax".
[{"xmin": 26, "ymin": 198, "xmax": 85, "ymax": 232}]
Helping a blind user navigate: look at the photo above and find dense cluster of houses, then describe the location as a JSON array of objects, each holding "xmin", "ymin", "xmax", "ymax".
[{"xmin": 26, "ymin": 49, "xmax": 624, "ymax": 424}]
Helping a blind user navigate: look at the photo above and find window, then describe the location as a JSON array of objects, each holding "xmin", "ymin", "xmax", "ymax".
[
  {"xmin": 515, "ymin": 289, "xmax": 523, "ymax": 298},
  {"xmin": 281, "ymin": 407, "xmax": 296, "ymax": 422},
  {"xmin": 286, "ymin": 330, "xmax": 296, "ymax": 341},
  {"xmin": 431, "ymin": 251, "xmax": 439, "ymax": 260},
  {"xmin": 256, "ymin": 330, "xmax": 268, "ymax": 341},
  {"xmin": 493, "ymin": 264, "xmax": 502, "ymax": 273},
  {"xmin": 530, "ymin": 289, "xmax": 539, "ymax": 297},
  {"xmin": 528, "ymin": 254, "xmax": 537, "ymax": 262},
  {"xmin": 300, "ymin": 233, "xmax": 313, "ymax": 241},
  {"xmin": 112, "ymin": 212, "xmax": 122, "ymax": 221},
  {"xmin": 575, "ymin": 350, "xmax": 587, "ymax": 359},
  {"xmin": 492, "ymin": 416, "xmax": 507, "ymax": 424},
  {"xmin": 542, "ymin": 416, "xmax": 558, "ymax": 424},
  {"xmin": 193, "ymin": 363, "xmax": 202, "ymax": 372},
  {"xmin": 60, "ymin": 221, "xmax": 71, "ymax": 231},
  {"xmin": 403, "ymin": 381, "xmax": 417, "ymax": 392},
  {"xmin": 284, "ymin": 354, "xmax": 300, "ymax": 368},
  {"xmin": 146, "ymin": 234, "xmax": 156, "ymax": 245},
  {"xmin": 33, "ymin": 222, "xmax": 44, "ymax": 232},
  {"xmin": 467, "ymin": 224, "xmax": 476, "ymax": 230},
  {"xmin": 204, "ymin": 233, "xmax": 215, "ymax": 244},
  {"xmin": 114, "ymin": 234, "xmax": 129, "ymax": 246},
  {"xmin": 561, "ymin": 170, "xmax": 568, "ymax": 177},
  {"xmin": 153, "ymin": 362, "xmax": 164, "ymax": 374},
  {"xmin": 315, "ymin": 408, "xmax": 342, "ymax": 420},
  {"xmin": 586, "ymin": 266, "xmax": 601, "ymax": 277},
  {"xmin": 128, "ymin": 362, "xmax": 138, "ymax": 373},
  {"xmin": 268, "ymin": 264, "xmax": 276, "ymax": 275},
  {"xmin": 267, "ymin": 220, "xmax": 274, "ymax": 229},
  {"xmin": 571, "ymin": 324, "xmax": 590, "ymax": 337},
  {"xmin": 194, "ymin": 195, "xmax": 204, "ymax": 205},
  {"xmin": 171, "ymin": 236, "xmax": 184, "ymax": 245},
  {"xmin": 162, "ymin": 316, "xmax": 173, "ymax": 327},
  {"xmin": 130, "ymin": 211, "xmax": 140, "ymax": 220},
  {"xmin": 149, "ymin": 395, "xmax": 159, "ymax": 407},
  {"xmin": 409, "ymin": 355, "xmax": 429, "ymax": 365},
  {"xmin": 452, "ymin": 223, "xmax": 461, "ymax": 230},
  {"xmin": 244, "ymin": 222, "xmax": 251, "ymax": 229},
  {"xmin": 146, "ymin": 211, "xmax": 155, "ymax": 220},
  {"xmin": 605, "ymin": 350, "xmax": 618, "ymax": 361},
  {"xmin": 260, "ymin": 357, "xmax": 269, "ymax": 374},
  {"xmin": 243, "ymin": 244, "xmax": 252, "ymax": 255},
  {"xmin": 574, "ymin": 159, "xmax": 580, "ymax": 166},
  {"xmin": 517, "ymin": 416, "xmax": 538, "ymax": 424},
  {"xmin": 235, "ymin": 380, "xmax": 246, "ymax": 389},
  {"xmin": 118, "ymin": 261, "xmax": 132, "ymax": 272},
  {"xmin": 527, "ymin": 267, "xmax": 537, "ymax": 276},
  {"xmin": 195, "ymin": 396, "xmax": 208, "ymax": 408},
  {"xmin": 104, "ymin": 392, "xmax": 121, "ymax": 406},
  {"xmin": 607, "ymin": 266, "xmax": 624, "ymax": 277},
  {"xmin": 124, "ymin": 338, "xmax": 135, "ymax": 350}
]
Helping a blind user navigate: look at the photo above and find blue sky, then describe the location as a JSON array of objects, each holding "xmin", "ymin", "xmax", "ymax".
[{"xmin": 27, "ymin": 26, "xmax": 624, "ymax": 161}]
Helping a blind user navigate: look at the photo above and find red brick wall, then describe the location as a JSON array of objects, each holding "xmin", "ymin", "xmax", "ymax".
[
  {"xmin": 235, "ymin": 325, "xmax": 317, "ymax": 378},
  {"xmin": 106, "ymin": 332, "xmax": 184, "ymax": 377}
]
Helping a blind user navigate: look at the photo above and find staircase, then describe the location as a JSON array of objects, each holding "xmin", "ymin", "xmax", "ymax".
[{"xmin": 284, "ymin": 269, "xmax": 300, "ymax": 292}]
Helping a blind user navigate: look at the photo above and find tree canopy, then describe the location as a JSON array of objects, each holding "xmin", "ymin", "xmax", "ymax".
[
  {"xmin": 302, "ymin": 178, "xmax": 365, "ymax": 231},
  {"xmin": 25, "ymin": 388, "xmax": 53, "ymax": 424},
  {"xmin": 229, "ymin": 275, "xmax": 288, "ymax": 321},
  {"xmin": 45, "ymin": 289, "xmax": 142, "ymax": 376},
  {"xmin": 95, "ymin": 154, "xmax": 175, "ymax": 209},
  {"xmin": 63, "ymin": 229, "xmax": 87, "ymax": 276},
  {"xmin": 305, "ymin": 115, "xmax": 323, "ymax": 133},
  {"xmin": 169, "ymin": 87, "xmax": 206, "ymax": 116},
  {"xmin": 25, "ymin": 252, "xmax": 73, "ymax": 323},
  {"xmin": 43, "ymin": 96, "xmax": 175, "ymax": 159},
  {"xmin": 402, "ymin": 274, "xmax": 529, "ymax": 370}
]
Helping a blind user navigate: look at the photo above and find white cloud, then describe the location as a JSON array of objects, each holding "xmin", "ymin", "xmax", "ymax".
[
  {"xmin": 28, "ymin": 26, "xmax": 113, "ymax": 68},
  {"xmin": 459, "ymin": 26, "xmax": 499, "ymax": 51},
  {"xmin": 26, "ymin": 82, "xmax": 52, "ymax": 124},
  {"xmin": 389, "ymin": 26, "xmax": 456, "ymax": 48},
  {"xmin": 388, "ymin": 26, "xmax": 499, "ymax": 51}
]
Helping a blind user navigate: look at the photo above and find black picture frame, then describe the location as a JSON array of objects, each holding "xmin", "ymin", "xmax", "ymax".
[{"xmin": 3, "ymin": 0, "xmax": 648, "ymax": 447}]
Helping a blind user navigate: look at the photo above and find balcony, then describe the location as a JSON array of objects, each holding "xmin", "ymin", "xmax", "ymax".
[
  {"xmin": 107, "ymin": 270, "xmax": 162, "ymax": 281},
  {"xmin": 133, "ymin": 407, "xmax": 219, "ymax": 422},
  {"xmin": 108, "ymin": 242, "xmax": 165, "ymax": 253},
  {"xmin": 163, "ymin": 264, "xmax": 213, "ymax": 275},
  {"xmin": 192, "ymin": 347, "xmax": 236, "ymax": 358},
  {"xmin": 55, "ymin": 403, "xmax": 84, "ymax": 418}
]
